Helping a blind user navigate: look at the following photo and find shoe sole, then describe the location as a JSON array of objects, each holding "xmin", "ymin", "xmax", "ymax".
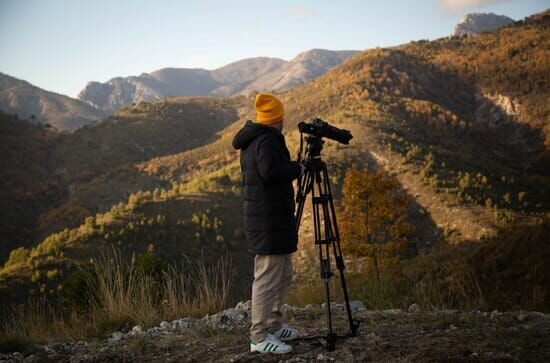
[
  {"xmin": 250, "ymin": 349, "xmax": 293, "ymax": 354},
  {"xmin": 250, "ymin": 346, "xmax": 293, "ymax": 354}
]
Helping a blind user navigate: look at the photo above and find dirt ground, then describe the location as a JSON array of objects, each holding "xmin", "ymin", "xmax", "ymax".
[{"xmin": 10, "ymin": 307, "xmax": 550, "ymax": 363}]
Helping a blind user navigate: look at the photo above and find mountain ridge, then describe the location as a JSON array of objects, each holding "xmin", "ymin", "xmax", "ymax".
[
  {"xmin": 0, "ymin": 73, "xmax": 106, "ymax": 131},
  {"xmin": 77, "ymin": 49, "xmax": 360, "ymax": 114}
]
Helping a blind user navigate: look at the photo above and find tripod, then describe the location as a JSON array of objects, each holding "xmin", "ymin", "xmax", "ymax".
[{"xmin": 294, "ymin": 135, "xmax": 360, "ymax": 351}]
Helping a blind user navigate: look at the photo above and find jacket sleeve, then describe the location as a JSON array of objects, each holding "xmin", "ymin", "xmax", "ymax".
[{"xmin": 256, "ymin": 135, "xmax": 302, "ymax": 184}]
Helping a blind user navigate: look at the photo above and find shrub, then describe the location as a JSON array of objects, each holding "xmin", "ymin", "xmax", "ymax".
[
  {"xmin": 46, "ymin": 270, "xmax": 59, "ymax": 280},
  {"xmin": 62, "ymin": 268, "xmax": 99, "ymax": 313},
  {"xmin": 3, "ymin": 247, "xmax": 29, "ymax": 269}
]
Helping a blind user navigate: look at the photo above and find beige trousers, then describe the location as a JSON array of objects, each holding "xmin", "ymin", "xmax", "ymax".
[{"xmin": 250, "ymin": 253, "xmax": 293, "ymax": 343}]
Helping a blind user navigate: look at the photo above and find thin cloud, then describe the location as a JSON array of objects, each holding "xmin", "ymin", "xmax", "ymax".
[
  {"xmin": 292, "ymin": 4, "xmax": 314, "ymax": 20},
  {"xmin": 439, "ymin": 0, "xmax": 511, "ymax": 11},
  {"xmin": 196, "ymin": 0, "xmax": 214, "ymax": 13}
]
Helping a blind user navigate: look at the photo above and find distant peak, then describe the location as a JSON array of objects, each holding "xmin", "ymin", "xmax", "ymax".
[{"xmin": 452, "ymin": 12, "xmax": 514, "ymax": 36}]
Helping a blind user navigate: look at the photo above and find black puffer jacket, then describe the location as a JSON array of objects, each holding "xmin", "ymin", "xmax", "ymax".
[{"xmin": 232, "ymin": 120, "xmax": 302, "ymax": 255}]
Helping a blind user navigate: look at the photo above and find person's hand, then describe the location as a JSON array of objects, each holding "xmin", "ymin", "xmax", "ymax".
[{"xmin": 299, "ymin": 163, "xmax": 306, "ymax": 176}]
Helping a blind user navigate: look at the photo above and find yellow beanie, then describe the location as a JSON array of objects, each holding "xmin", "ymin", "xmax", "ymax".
[{"xmin": 255, "ymin": 93, "xmax": 284, "ymax": 125}]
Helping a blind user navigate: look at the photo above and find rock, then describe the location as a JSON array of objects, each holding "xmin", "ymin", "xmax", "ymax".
[
  {"xmin": 202, "ymin": 307, "xmax": 252, "ymax": 329},
  {"xmin": 475, "ymin": 92, "xmax": 521, "ymax": 128},
  {"xmin": 452, "ymin": 13, "xmax": 514, "ymax": 37},
  {"xmin": 160, "ymin": 321, "xmax": 171, "ymax": 330},
  {"xmin": 349, "ymin": 300, "xmax": 366, "ymax": 311},
  {"xmin": 490, "ymin": 310, "xmax": 500, "ymax": 320},
  {"xmin": 517, "ymin": 312, "xmax": 528, "ymax": 322},
  {"xmin": 172, "ymin": 318, "xmax": 197, "ymax": 330},
  {"xmin": 130, "ymin": 325, "xmax": 143, "ymax": 336},
  {"xmin": 281, "ymin": 303, "xmax": 300, "ymax": 313},
  {"xmin": 108, "ymin": 331, "xmax": 124, "ymax": 343},
  {"xmin": 516, "ymin": 311, "xmax": 546, "ymax": 322},
  {"xmin": 321, "ymin": 302, "xmax": 344, "ymax": 311},
  {"xmin": 235, "ymin": 300, "xmax": 252, "ymax": 310},
  {"xmin": 146, "ymin": 326, "xmax": 164, "ymax": 337},
  {"xmin": 382, "ymin": 308, "xmax": 402, "ymax": 314},
  {"xmin": 286, "ymin": 358, "xmax": 309, "ymax": 362},
  {"xmin": 226, "ymin": 308, "xmax": 248, "ymax": 322},
  {"xmin": 316, "ymin": 353, "xmax": 334, "ymax": 361},
  {"xmin": 526, "ymin": 311, "xmax": 546, "ymax": 320},
  {"xmin": 305, "ymin": 303, "xmax": 320, "ymax": 310},
  {"xmin": 449, "ymin": 324, "xmax": 458, "ymax": 331},
  {"xmin": 408, "ymin": 303, "xmax": 421, "ymax": 313}
]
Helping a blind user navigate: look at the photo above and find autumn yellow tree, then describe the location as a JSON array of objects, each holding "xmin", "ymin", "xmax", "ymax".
[{"xmin": 340, "ymin": 167, "xmax": 413, "ymax": 281}]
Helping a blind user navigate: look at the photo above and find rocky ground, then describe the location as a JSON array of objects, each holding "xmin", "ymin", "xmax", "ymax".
[{"xmin": 1, "ymin": 301, "xmax": 549, "ymax": 362}]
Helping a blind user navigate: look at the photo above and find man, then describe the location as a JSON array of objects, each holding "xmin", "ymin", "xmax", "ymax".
[{"xmin": 232, "ymin": 93, "xmax": 306, "ymax": 354}]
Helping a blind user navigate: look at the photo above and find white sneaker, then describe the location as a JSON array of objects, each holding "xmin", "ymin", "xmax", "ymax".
[
  {"xmin": 250, "ymin": 333, "xmax": 293, "ymax": 354},
  {"xmin": 271, "ymin": 324, "xmax": 299, "ymax": 341}
]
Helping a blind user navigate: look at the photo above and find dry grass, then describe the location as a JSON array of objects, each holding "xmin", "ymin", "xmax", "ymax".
[
  {"xmin": 0, "ymin": 252, "xmax": 237, "ymax": 353},
  {"xmin": 288, "ymin": 256, "xmax": 487, "ymax": 312},
  {"xmin": 162, "ymin": 255, "xmax": 235, "ymax": 319}
]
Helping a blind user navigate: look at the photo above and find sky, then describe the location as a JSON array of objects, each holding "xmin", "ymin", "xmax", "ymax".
[{"xmin": 0, "ymin": 0, "xmax": 547, "ymax": 98}]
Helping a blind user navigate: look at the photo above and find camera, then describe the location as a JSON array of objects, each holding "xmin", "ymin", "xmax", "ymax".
[{"xmin": 298, "ymin": 118, "xmax": 353, "ymax": 145}]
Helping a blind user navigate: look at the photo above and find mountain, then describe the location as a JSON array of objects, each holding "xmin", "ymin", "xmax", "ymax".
[
  {"xmin": 1, "ymin": 10, "xmax": 549, "ymax": 311},
  {"xmin": 452, "ymin": 12, "xmax": 515, "ymax": 36},
  {"xmin": 238, "ymin": 49, "xmax": 360, "ymax": 94},
  {"xmin": 77, "ymin": 50, "xmax": 359, "ymax": 113},
  {"xmin": 0, "ymin": 73, "xmax": 106, "ymax": 131},
  {"xmin": 78, "ymin": 69, "xmax": 218, "ymax": 114}
]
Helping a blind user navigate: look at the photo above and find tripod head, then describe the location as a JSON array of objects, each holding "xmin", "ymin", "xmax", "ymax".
[
  {"xmin": 297, "ymin": 118, "xmax": 352, "ymax": 172},
  {"xmin": 301, "ymin": 135, "xmax": 325, "ymax": 171}
]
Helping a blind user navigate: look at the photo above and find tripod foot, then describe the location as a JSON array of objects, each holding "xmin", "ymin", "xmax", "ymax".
[
  {"xmin": 320, "ymin": 333, "xmax": 336, "ymax": 351},
  {"xmin": 348, "ymin": 320, "xmax": 361, "ymax": 337}
]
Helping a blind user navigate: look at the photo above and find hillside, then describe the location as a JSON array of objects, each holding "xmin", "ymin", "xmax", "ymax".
[
  {"xmin": 0, "ymin": 113, "xmax": 61, "ymax": 263},
  {"xmin": 1, "ymin": 10, "xmax": 549, "ymax": 313},
  {"xmin": 77, "ymin": 50, "xmax": 359, "ymax": 113},
  {"xmin": 0, "ymin": 73, "xmax": 106, "ymax": 131},
  {"xmin": 0, "ymin": 97, "xmax": 246, "ymax": 265}
]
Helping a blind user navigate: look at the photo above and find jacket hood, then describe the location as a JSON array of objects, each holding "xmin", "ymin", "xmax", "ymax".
[{"xmin": 232, "ymin": 120, "xmax": 279, "ymax": 150}]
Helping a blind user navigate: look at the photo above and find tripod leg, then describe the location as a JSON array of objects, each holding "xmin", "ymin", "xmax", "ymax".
[
  {"xmin": 312, "ymin": 169, "xmax": 336, "ymax": 351},
  {"xmin": 321, "ymin": 164, "xmax": 360, "ymax": 337},
  {"xmin": 295, "ymin": 170, "xmax": 312, "ymax": 231}
]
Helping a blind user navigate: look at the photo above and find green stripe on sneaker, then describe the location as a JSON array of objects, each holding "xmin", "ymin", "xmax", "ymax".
[
  {"xmin": 264, "ymin": 342, "xmax": 272, "ymax": 351},
  {"xmin": 270, "ymin": 344, "xmax": 277, "ymax": 352}
]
